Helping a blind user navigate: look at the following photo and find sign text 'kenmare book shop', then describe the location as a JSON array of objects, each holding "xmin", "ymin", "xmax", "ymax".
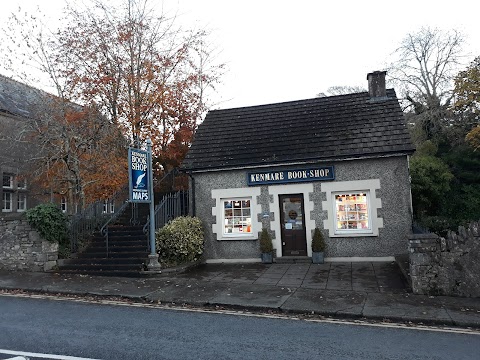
[{"xmin": 247, "ymin": 166, "xmax": 335, "ymax": 186}]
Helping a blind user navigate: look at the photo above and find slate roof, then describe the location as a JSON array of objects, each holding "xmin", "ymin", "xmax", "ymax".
[
  {"xmin": 182, "ymin": 89, "xmax": 415, "ymax": 171},
  {"xmin": 0, "ymin": 74, "xmax": 51, "ymax": 118}
]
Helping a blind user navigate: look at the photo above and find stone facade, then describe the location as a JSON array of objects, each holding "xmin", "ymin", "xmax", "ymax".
[
  {"xmin": 0, "ymin": 218, "xmax": 58, "ymax": 271},
  {"xmin": 409, "ymin": 222, "xmax": 480, "ymax": 297},
  {"xmin": 194, "ymin": 156, "xmax": 412, "ymax": 261}
]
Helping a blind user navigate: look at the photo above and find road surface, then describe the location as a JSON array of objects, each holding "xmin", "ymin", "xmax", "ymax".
[{"xmin": 0, "ymin": 294, "xmax": 478, "ymax": 360}]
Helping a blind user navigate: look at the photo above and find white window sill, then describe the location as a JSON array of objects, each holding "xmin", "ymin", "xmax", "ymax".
[
  {"xmin": 218, "ymin": 234, "xmax": 257, "ymax": 241},
  {"xmin": 331, "ymin": 231, "xmax": 377, "ymax": 237}
]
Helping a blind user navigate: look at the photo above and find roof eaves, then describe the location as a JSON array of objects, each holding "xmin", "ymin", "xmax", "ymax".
[{"xmin": 182, "ymin": 150, "xmax": 415, "ymax": 173}]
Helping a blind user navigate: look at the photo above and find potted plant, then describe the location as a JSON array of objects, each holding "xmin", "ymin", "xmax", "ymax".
[
  {"xmin": 259, "ymin": 228, "xmax": 273, "ymax": 264},
  {"xmin": 311, "ymin": 228, "xmax": 326, "ymax": 264}
]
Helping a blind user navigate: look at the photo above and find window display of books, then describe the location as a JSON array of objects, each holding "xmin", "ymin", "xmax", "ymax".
[{"xmin": 335, "ymin": 193, "xmax": 369, "ymax": 231}]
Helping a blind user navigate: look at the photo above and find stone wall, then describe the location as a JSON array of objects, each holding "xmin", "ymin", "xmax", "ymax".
[
  {"xmin": 409, "ymin": 222, "xmax": 480, "ymax": 297},
  {"xmin": 0, "ymin": 218, "xmax": 58, "ymax": 271}
]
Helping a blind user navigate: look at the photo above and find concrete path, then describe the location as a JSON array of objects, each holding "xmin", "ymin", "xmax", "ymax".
[
  {"xmin": 176, "ymin": 262, "xmax": 407, "ymax": 293},
  {"xmin": 1, "ymin": 262, "xmax": 479, "ymax": 329}
]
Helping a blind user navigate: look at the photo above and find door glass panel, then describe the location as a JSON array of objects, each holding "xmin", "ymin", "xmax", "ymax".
[{"xmin": 282, "ymin": 196, "xmax": 303, "ymax": 230}]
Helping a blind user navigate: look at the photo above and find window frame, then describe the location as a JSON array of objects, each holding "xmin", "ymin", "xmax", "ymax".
[
  {"xmin": 17, "ymin": 193, "xmax": 27, "ymax": 212},
  {"xmin": 17, "ymin": 177, "xmax": 27, "ymax": 190},
  {"xmin": 3, "ymin": 174, "xmax": 13, "ymax": 189},
  {"xmin": 321, "ymin": 179, "xmax": 383, "ymax": 238},
  {"xmin": 103, "ymin": 200, "xmax": 115, "ymax": 214},
  {"xmin": 333, "ymin": 191, "xmax": 372, "ymax": 235},
  {"xmin": 61, "ymin": 197, "xmax": 68, "ymax": 213},
  {"xmin": 221, "ymin": 197, "xmax": 253, "ymax": 237},
  {"xmin": 2, "ymin": 192, "xmax": 13, "ymax": 212},
  {"xmin": 212, "ymin": 187, "xmax": 261, "ymax": 241}
]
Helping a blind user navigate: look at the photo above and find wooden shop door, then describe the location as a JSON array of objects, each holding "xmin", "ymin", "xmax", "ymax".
[{"xmin": 279, "ymin": 194, "xmax": 307, "ymax": 256}]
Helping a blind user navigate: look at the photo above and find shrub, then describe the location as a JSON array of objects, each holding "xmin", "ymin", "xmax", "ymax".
[
  {"xmin": 259, "ymin": 228, "xmax": 273, "ymax": 253},
  {"xmin": 26, "ymin": 203, "xmax": 69, "ymax": 244},
  {"xmin": 311, "ymin": 228, "xmax": 326, "ymax": 252},
  {"xmin": 155, "ymin": 216, "xmax": 204, "ymax": 265}
]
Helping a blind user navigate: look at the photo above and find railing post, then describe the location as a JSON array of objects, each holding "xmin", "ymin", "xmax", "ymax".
[{"xmin": 106, "ymin": 225, "xmax": 109, "ymax": 258}]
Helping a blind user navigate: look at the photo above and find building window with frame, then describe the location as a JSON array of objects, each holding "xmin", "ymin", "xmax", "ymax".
[
  {"xmin": 3, "ymin": 174, "xmax": 13, "ymax": 189},
  {"xmin": 103, "ymin": 200, "xmax": 115, "ymax": 214},
  {"xmin": 17, "ymin": 193, "xmax": 27, "ymax": 212},
  {"xmin": 334, "ymin": 192, "xmax": 371, "ymax": 234},
  {"xmin": 322, "ymin": 179, "xmax": 383, "ymax": 237},
  {"xmin": 2, "ymin": 192, "xmax": 13, "ymax": 212},
  {"xmin": 17, "ymin": 177, "xmax": 27, "ymax": 189},
  {"xmin": 61, "ymin": 197, "xmax": 67, "ymax": 213},
  {"xmin": 222, "ymin": 198, "xmax": 252, "ymax": 235}
]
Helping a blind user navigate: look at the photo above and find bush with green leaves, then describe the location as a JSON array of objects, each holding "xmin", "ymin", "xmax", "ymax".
[
  {"xmin": 155, "ymin": 216, "xmax": 204, "ymax": 265},
  {"xmin": 311, "ymin": 228, "xmax": 326, "ymax": 252},
  {"xmin": 26, "ymin": 203, "xmax": 69, "ymax": 244},
  {"xmin": 259, "ymin": 228, "xmax": 273, "ymax": 253}
]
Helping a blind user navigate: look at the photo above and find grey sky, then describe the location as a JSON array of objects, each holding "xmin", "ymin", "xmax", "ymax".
[{"xmin": 2, "ymin": 0, "xmax": 479, "ymax": 109}]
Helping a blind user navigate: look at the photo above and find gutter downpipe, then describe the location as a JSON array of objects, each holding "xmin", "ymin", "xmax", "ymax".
[{"xmin": 186, "ymin": 170, "xmax": 196, "ymax": 217}]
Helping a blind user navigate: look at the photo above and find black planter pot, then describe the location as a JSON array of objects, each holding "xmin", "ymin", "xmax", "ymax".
[
  {"xmin": 312, "ymin": 251, "xmax": 324, "ymax": 264},
  {"xmin": 261, "ymin": 252, "xmax": 273, "ymax": 264}
]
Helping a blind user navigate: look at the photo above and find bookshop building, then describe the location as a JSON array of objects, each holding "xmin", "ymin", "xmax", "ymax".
[{"xmin": 182, "ymin": 71, "xmax": 416, "ymax": 262}]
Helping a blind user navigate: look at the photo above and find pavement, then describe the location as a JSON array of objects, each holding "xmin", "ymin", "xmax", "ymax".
[{"xmin": 1, "ymin": 261, "xmax": 480, "ymax": 329}]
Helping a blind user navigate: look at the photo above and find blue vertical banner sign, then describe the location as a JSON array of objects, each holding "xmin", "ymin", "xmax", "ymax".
[{"xmin": 128, "ymin": 148, "xmax": 150, "ymax": 203}]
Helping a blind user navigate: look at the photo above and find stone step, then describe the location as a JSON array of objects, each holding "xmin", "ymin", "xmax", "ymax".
[
  {"xmin": 89, "ymin": 238, "xmax": 147, "ymax": 246},
  {"xmin": 56, "ymin": 269, "xmax": 149, "ymax": 278},
  {"xmin": 275, "ymin": 256, "xmax": 312, "ymax": 264},
  {"xmin": 61, "ymin": 257, "xmax": 147, "ymax": 265},
  {"xmin": 60, "ymin": 263, "xmax": 145, "ymax": 272},
  {"xmin": 82, "ymin": 245, "xmax": 148, "ymax": 253},
  {"xmin": 76, "ymin": 251, "xmax": 148, "ymax": 259}
]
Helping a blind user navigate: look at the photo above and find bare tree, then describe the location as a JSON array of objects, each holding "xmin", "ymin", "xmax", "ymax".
[
  {"xmin": 388, "ymin": 27, "xmax": 464, "ymax": 111},
  {"xmin": 388, "ymin": 27, "xmax": 465, "ymax": 141},
  {"xmin": 317, "ymin": 85, "xmax": 366, "ymax": 97}
]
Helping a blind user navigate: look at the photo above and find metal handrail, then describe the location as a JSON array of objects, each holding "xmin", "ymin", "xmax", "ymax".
[
  {"xmin": 143, "ymin": 190, "xmax": 189, "ymax": 234},
  {"xmin": 68, "ymin": 168, "xmax": 186, "ymax": 253},
  {"xmin": 69, "ymin": 184, "xmax": 129, "ymax": 252},
  {"xmin": 142, "ymin": 195, "xmax": 169, "ymax": 234},
  {"xmin": 100, "ymin": 200, "xmax": 130, "ymax": 236},
  {"xmin": 152, "ymin": 168, "xmax": 178, "ymax": 191},
  {"xmin": 99, "ymin": 200, "xmax": 130, "ymax": 258}
]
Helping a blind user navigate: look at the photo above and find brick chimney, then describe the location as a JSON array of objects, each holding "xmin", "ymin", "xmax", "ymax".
[{"xmin": 367, "ymin": 71, "xmax": 387, "ymax": 99}]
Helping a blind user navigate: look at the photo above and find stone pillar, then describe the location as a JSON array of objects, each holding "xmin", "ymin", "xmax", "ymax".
[{"xmin": 408, "ymin": 233, "xmax": 441, "ymax": 295}]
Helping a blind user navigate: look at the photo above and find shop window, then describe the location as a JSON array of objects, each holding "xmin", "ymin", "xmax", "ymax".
[
  {"xmin": 334, "ymin": 192, "xmax": 371, "ymax": 233},
  {"xmin": 3, "ymin": 174, "xmax": 13, "ymax": 189},
  {"xmin": 211, "ymin": 187, "xmax": 261, "ymax": 241},
  {"xmin": 222, "ymin": 198, "xmax": 252, "ymax": 235},
  {"xmin": 321, "ymin": 179, "xmax": 383, "ymax": 237},
  {"xmin": 17, "ymin": 193, "xmax": 27, "ymax": 212},
  {"xmin": 2, "ymin": 192, "xmax": 13, "ymax": 212}
]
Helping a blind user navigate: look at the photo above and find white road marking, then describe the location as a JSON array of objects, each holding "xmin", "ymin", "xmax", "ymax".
[
  {"xmin": 0, "ymin": 349, "xmax": 101, "ymax": 360},
  {"xmin": 1, "ymin": 292, "xmax": 479, "ymax": 336}
]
